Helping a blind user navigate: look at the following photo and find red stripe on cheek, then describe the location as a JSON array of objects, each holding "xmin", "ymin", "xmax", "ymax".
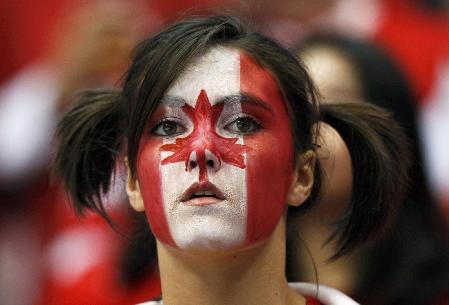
[
  {"xmin": 137, "ymin": 135, "xmax": 176, "ymax": 247},
  {"xmin": 240, "ymin": 53, "xmax": 295, "ymax": 244}
]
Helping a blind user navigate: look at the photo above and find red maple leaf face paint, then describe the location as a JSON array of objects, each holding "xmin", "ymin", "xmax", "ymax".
[
  {"xmin": 136, "ymin": 47, "xmax": 294, "ymax": 251},
  {"xmin": 160, "ymin": 90, "xmax": 248, "ymax": 182}
]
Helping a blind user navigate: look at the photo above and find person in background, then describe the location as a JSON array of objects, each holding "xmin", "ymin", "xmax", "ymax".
[
  {"xmin": 227, "ymin": 0, "xmax": 449, "ymax": 217},
  {"xmin": 295, "ymin": 33, "xmax": 449, "ymax": 305}
]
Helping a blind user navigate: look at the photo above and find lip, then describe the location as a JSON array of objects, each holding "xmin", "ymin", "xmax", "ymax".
[{"xmin": 181, "ymin": 181, "xmax": 225, "ymax": 206}]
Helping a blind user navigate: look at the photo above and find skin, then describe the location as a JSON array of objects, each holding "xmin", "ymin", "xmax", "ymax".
[
  {"xmin": 299, "ymin": 45, "xmax": 357, "ymax": 225},
  {"xmin": 300, "ymin": 46, "xmax": 363, "ymax": 103},
  {"xmin": 296, "ymin": 46, "xmax": 359, "ymax": 294},
  {"xmin": 132, "ymin": 47, "xmax": 307, "ymax": 251},
  {"xmin": 126, "ymin": 46, "xmax": 316, "ymax": 305}
]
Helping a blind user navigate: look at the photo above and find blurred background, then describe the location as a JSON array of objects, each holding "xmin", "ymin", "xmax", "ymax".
[{"xmin": 0, "ymin": 0, "xmax": 448, "ymax": 304}]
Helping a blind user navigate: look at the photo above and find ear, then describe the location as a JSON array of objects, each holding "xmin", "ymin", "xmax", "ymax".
[
  {"xmin": 314, "ymin": 122, "xmax": 353, "ymax": 214},
  {"xmin": 286, "ymin": 150, "xmax": 316, "ymax": 207},
  {"xmin": 124, "ymin": 158, "xmax": 145, "ymax": 212}
]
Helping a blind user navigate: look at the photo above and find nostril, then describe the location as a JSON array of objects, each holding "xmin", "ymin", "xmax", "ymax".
[
  {"xmin": 189, "ymin": 160, "xmax": 197, "ymax": 169},
  {"xmin": 206, "ymin": 160, "xmax": 215, "ymax": 168}
]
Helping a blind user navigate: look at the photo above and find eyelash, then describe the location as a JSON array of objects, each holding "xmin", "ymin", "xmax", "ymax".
[
  {"xmin": 223, "ymin": 114, "xmax": 263, "ymax": 135},
  {"xmin": 151, "ymin": 118, "xmax": 187, "ymax": 137},
  {"xmin": 150, "ymin": 114, "xmax": 263, "ymax": 137}
]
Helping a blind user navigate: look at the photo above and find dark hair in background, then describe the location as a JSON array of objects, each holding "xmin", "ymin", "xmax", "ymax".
[
  {"xmin": 54, "ymin": 16, "xmax": 409, "ymax": 286},
  {"xmin": 297, "ymin": 34, "xmax": 449, "ymax": 305},
  {"xmin": 418, "ymin": 0, "xmax": 449, "ymax": 10}
]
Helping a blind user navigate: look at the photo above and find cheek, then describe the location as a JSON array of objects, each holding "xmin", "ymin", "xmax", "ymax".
[
  {"xmin": 239, "ymin": 52, "xmax": 295, "ymax": 243},
  {"xmin": 244, "ymin": 129, "xmax": 294, "ymax": 243},
  {"xmin": 137, "ymin": 137, "xmax": 176, "ymax": 247}
]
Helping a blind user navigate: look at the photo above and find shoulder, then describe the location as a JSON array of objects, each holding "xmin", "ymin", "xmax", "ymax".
[{"xmin": 289, "ymin": 282, "xmax": 359, "ymax": 305}]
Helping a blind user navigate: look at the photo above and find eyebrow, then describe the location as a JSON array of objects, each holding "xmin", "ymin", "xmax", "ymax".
[
  {"xmin": 219, "ymin": 93, "xmax": 274, "ymax": 113},
  {"xmin": 161, "ymin": 92, "xmax": 274, "ymax": 113}
]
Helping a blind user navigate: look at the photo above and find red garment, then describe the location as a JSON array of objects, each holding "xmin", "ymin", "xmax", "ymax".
[
  {"xmin": 374, "ymin": 0, "xmax": 449, "ymax": 225},
  {"xmin": 374, "ymin": 0, "xmax": 449, "ymax": 102},
  {"xmin": 306, "ymin": 296, "xmax": 323, "ymax": 305},
  {"xmin": 38, "ymin": 186, "xmax": 162, "ymax": 305},
  {"xmin": 0, "ymin": 0, "xmax": 72, "ymax": 84}
]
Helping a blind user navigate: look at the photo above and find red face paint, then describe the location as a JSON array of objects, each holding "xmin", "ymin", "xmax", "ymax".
[
  {"xmin": 135, "ymin": 47, "xmax": 295, "ymax": 250},
  {"xmin": 137, "ymin": 108, "xmax": 177, "ymax": 247},
  {"xmin": 160, "ymin": 90, "xmax": 248, "ymax": 182},
  {"xmin": 240, "ymin": 53, "xmax": 295, "ymax": 244}
]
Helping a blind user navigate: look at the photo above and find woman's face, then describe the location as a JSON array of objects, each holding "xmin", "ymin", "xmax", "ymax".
[
  {"xmin": 134, "ymin": 46, "xmax": 295, "ymax": 252},
  {"xmin": 300, "ymin": 46, "xmax": 363, "ymax": 103},
  {"xmin": 299, "ymin": 45, "xmax": 354, "ymax": 222}
]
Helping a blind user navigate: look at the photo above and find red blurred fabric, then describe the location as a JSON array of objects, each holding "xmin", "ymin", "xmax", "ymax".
[
  {"xmin": 375, "ymin": 0, "xmax": 449, "ymax": 103},
  {"xmin": 37, "ymin": 185, "xmax": 162, "ymax": 305},
  {"xmin": 0, "ymin": 0, "xmax": 73, "ymax": 85}
]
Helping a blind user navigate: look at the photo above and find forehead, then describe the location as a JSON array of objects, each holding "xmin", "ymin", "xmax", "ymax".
[
  {"xmin": 301, "ymin": 46, "xmax": 362, "ymax": 102},
  {"xmin": 165, "ymin": 46, "xmax": 240, "ymax": 106}
]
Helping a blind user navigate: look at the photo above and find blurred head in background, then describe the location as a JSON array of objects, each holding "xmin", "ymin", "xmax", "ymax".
[{"xmin": 295, "ymin": 33, "xmax": 449, "ymax": 305}]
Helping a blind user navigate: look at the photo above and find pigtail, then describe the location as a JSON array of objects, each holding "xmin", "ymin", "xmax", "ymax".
[
  {"xmin": 320, "ymin": 102, "xmax": 410, "ymax": 259},
  {"xmin": 54, "ymin": 89, "xmax": 125, "ymax": 221}
]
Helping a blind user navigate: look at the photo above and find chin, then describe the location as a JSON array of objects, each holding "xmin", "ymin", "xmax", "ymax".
[
  {"xmin": 162, "ymin": 198, "xmax": 247, "ymax": 251},
  {"xmin": 170, "ymin": 218, "xmax": 246, "ymax": 252}
]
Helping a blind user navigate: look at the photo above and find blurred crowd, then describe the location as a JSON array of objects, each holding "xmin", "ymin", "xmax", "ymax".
[{"xmin": 0, "ymin": 0, "xmax": 448, "ymax": 304}]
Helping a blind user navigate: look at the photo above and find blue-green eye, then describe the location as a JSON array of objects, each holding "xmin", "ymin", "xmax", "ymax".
[
  {"xmin": 152, "ymin": 120, "xmax": 186, "ymax": 136},
  {"xmin": 224, "ymin": 117, "xmax": 262, "ymax": 134}
]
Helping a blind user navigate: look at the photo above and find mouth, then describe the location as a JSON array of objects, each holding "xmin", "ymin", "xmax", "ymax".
[{"xmin": 181, "ymin": 181, "xmax": 226, "ymax": 206}]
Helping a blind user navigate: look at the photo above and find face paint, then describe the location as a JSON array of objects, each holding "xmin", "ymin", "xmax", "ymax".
[
  {"xmin": 240, "ymin": 53, "xmax": 294, "ymax": 243},
  {"xmin": 136, "ymin": 47, "xmax": 294, "ymax": 251},
  {"xmin": 160, "ymin": 90, "xmax": 248, "ymax": 182}
]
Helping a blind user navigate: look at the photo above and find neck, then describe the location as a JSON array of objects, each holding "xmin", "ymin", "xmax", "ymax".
[
  {"xmin": 294, "ymin": 214, "xmax": 358, "ymax": 295},
  {"xmin": 157, "ymin": 218, "xmax": 305, "ymax": 305}
]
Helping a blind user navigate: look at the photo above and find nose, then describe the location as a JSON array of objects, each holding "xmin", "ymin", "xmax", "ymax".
[
  {"xmin": 187, "ymin": 151, "xmax": 198, "ymax": 171},
  {"xmin": 204, "ymin": 149, "xmax": 221, "ymax": 172},
  {"xmin": 187, "ymin": 149, "xmax": 221, "ymax": 181}
]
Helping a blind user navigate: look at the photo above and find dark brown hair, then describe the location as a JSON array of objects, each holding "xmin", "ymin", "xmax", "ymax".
[
  {"xmin": 297, "ymin": 33, "xmax": 449, "ymax": 305},
  {"xmin": 319, "ymin": 102, "xmax": 409, "ymax": 257},
  {"xmin": 54, "ymin": 15, "xmax": 409, "ymax": 259}
]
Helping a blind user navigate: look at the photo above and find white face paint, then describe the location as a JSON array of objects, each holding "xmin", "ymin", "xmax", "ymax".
[
  {"xmin": 160, "ymin": 47, "xmax": 247, "ymax": 251},
  {"xmin": 138, "ymin": 46, "xmax": 294, "ymax": 251}
]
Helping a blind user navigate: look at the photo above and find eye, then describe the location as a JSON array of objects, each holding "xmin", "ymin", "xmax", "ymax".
[
  {"xmin": 152, "ymin": 120, "xmax": 186, "ymax": 136},
  {"xmin": 224, "ymin": 116, "xmax": 262, "ymax": 134}
]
